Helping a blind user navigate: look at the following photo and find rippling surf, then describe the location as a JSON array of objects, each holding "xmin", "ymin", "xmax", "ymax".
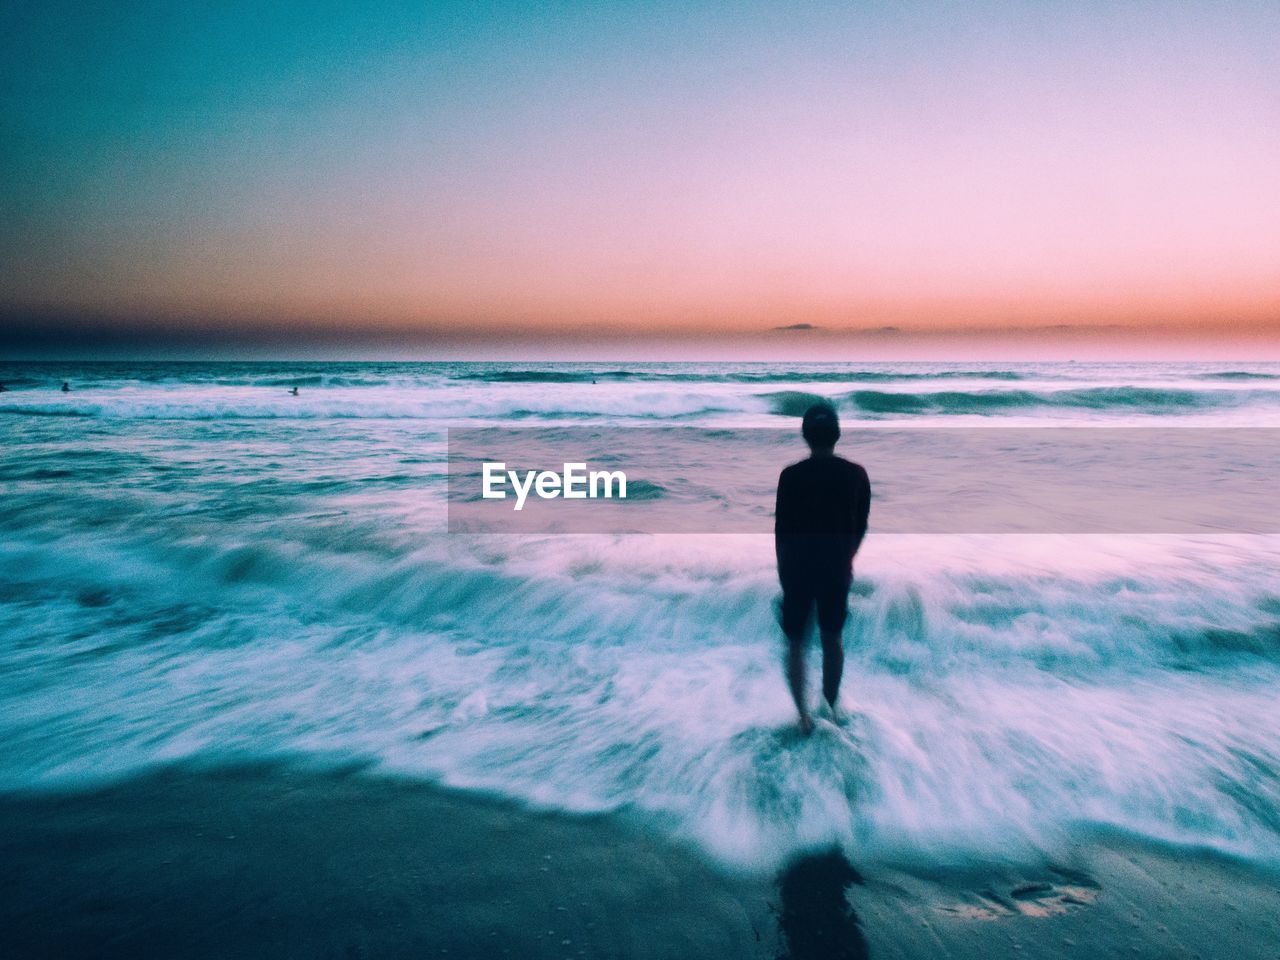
[{"xmin": 3, "ymin": 359, "xmax": 1280, "ymax": 874}]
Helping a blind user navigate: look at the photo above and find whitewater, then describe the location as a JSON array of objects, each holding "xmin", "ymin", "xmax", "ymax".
[{"xmin": 2, "ymin": 360, "xmax": 1280, "ymax": 874}]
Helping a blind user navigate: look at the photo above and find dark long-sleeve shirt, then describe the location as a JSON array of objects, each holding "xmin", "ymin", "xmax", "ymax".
[{"xmin": 774, "ymin": 455, "xmax": 871, "ymax": 580}]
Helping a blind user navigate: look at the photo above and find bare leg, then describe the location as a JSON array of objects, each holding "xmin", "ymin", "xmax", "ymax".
[
  {"xmin": 786, "ymin": 638, "xmax": 814, "ymax": 735},
  {"xmin": 820, "ymin": 629, "xmax": 844, "ymax": 720}
]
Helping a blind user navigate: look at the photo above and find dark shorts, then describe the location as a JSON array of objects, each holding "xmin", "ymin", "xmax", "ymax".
[{"xmin": 779, "ymin": 568, "xmax": 852, "ymax": 639}]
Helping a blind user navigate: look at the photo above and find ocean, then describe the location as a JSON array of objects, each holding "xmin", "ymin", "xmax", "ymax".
[{"xmin": 3, "ymin": 359, "xmax": 1280, "ymax": 874}]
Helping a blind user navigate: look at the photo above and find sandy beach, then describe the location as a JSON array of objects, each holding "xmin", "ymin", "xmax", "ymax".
[{"xmin": 3, "ymin": 763, "xmax": 1278, "ymax": 960}]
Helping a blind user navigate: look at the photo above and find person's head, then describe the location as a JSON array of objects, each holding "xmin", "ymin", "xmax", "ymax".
[{"xmin": 801, "ymin": 403, "xmax": 840, "ymax": 452}]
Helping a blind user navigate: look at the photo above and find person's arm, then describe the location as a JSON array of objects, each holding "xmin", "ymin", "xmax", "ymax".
[
  {"xmin": 774, "ymin": 468, "xmax": 794, "ymax": 575},
  {"xmin": 848, "ymin": 467, "xmax": 870, "ymax": 561}
]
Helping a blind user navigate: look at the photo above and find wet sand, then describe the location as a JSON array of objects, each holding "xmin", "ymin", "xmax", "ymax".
[{"xmin": 2, "ymin": 763, "xmax": 1278, "ymax": 959}]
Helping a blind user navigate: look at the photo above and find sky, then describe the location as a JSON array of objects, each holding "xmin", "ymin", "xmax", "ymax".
[{"xmin": 1, "ymin": 0, "xmax": 1278, "ymax": 357}]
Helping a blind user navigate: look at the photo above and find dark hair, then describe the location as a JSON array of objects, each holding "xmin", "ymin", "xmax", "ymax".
[{"xmin": 801, "ymin": 403, "xmax": 840, "ymax": 448}]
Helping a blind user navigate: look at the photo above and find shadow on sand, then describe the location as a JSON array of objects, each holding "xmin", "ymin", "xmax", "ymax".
[{"xmin": 775, "ymin": 847, "xmax": 870, "ymax": 960}]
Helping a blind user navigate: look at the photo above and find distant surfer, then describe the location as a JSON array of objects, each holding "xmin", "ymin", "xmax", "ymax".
[
  {"xmin": 289, "ymin": 386, "xmax": 299, "ymax": 396},
  {"xmin": 775, "ymin": 403, "xmax": 870, "ymax": 734},
  {"xmin": 61, "ymin": 381, "xmax": 70, "ymax": 392}
]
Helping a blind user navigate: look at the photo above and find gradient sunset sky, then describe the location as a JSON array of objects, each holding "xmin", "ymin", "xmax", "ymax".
[{"xmin": 2, "ymin": 0, "xmax": 1278, "ymax": 357}]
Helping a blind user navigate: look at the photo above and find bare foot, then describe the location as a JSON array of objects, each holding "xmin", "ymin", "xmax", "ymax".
[
  {"xmin": 827, "ymin": 701, "xmax": 842, "ymax": 726},
  {"xmin": 798, "ymin": 713, "xmax": 815, "ymax": 736}
]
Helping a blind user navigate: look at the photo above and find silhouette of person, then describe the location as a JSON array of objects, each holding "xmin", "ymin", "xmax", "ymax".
[
  {"xmin": 289, "ymin": 386, "xmax": 299, "ymax": 396},
  {"xmin": 61, "ymin": 381, "xmax": 70, "ymax": 392},
  {"xmin": 775, "ymin": 403, "xmax": 870, "ymax": 734}
]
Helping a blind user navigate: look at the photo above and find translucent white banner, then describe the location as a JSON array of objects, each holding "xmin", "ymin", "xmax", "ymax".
[{"xmin": 447, "ymin": 428, "xmax": 1280, "ymax": 534}]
